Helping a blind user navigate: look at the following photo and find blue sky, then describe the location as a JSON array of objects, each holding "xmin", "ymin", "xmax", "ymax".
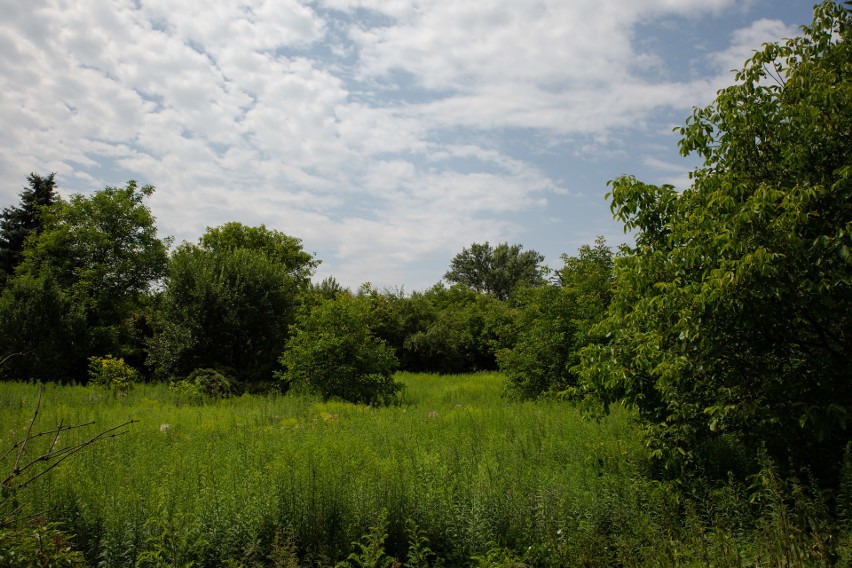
[{"xmin": 0, "ymin": 0, "xmax": 819, "ymax": 290}]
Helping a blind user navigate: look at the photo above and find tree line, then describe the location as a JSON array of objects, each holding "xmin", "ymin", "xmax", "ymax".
[
  {"xmin": 0, "ymin": 172, "xmax": 605, "ymax": 396},
  {"xmin": 0, "ymin": 0, "xmax": 849, "ymax": 495}
]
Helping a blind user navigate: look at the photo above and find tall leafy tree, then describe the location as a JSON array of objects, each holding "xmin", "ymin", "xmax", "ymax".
[
  {"xmin": 444, "ymin": 242, "xmax": 546, "ymax": 301},
  {"xmin": 0, "ymin": 181, "xmax": 169, "ymax": 380},
  {"xmin": 200, "ymin": 221, "xmax": 317, "ymax": 282},
  {"xmin": 0, "ymin": 173, "xmax": 59, "ymax": 283},
  {"xmin": 148, "ymin": 223, "xmax": 316, "ymax": 387},
  {"xmin": 500, "ymin": 238, "xmax": 613, "ymax": 399},
  {"xmin": 579, "ymin": 1, "xmax": 852, "ymax": 482}
]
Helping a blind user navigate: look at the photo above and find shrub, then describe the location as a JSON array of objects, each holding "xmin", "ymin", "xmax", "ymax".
[
  {"xmin": 169, "ymin": 368, "xmax": 234, "ymax": 404},
  {"xmin": 578, "ymin": 1, "xmax": 852, "ymax": 480},
  {"xmin": 87, "ymin": 354, "xmax": 138, "ymax": 394},
  {"xmin": 186, "ymin": 368, "xmax": 233, "ymax": 398},
  {"xmin": 0, "ymin": 521, "xmax": 86, "ymax": 567},
  {"xmin": 278, "ymin": 293, "xmax": 402, "ymax": 405}
]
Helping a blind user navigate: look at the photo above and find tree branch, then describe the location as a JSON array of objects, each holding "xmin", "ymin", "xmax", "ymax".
[{"xmin": 1, "ymin": 385, "xmax": 137, "ymax": 528}]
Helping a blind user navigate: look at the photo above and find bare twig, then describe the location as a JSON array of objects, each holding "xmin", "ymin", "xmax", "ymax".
[
  {"xmin": 12, "ymin": 419, "xmax": 137, "ymax": 491},
  {"xmin": 0, "ymin": 350, "xmax": 31, "ymax": 369},
  {"xmin": 1, "ymin": 384, "xmax": 137, "ymax": 528},
  {"xmin": 12, "ymin": 384, "xmax": 42, "ymax": 477},
  {"xmin": 1, "ymin": 505, "xmax": 52, "ymax": 528},
  {"xmin": 48, "ymin": 418, "xmax": 64, "ymax": 455},
  {"xmin": 0, "ymin": 421, "xmax": 96, "ymax": 463}
]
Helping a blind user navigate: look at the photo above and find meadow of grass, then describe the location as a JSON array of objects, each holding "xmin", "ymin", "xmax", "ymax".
[{"xmin": 0, "ymin": 373, "xmax": 848, "ymax": 567}]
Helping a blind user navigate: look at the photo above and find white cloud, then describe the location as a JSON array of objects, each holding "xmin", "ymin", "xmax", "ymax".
[
  {"xmin": 710, "ymin": 18, "xmax": 798, "ymax": 73},
  {"xmin": 0, "ymin": 0, "xmax": 812, "ymax": 288}
]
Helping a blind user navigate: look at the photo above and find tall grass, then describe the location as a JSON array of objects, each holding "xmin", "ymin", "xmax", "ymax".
[{"xmin": 0, "ymin": 374, "xmax": 848, "ymax": 566}]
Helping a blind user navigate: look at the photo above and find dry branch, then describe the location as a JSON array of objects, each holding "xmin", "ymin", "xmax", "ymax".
[{"xmin": 0, "ymin": 384, "xmax": 137, "ymax": 528}]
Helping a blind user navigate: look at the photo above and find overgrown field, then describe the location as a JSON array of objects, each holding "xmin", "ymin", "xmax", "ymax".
[{"xmin": 1, "ymin": 374, "xmax": 848, "ymax": 567}]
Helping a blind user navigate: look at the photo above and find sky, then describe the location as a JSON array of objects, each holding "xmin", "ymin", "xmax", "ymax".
[{"xmin": 0, "ymin": 0, "xmax": 820, "ymax": 291}]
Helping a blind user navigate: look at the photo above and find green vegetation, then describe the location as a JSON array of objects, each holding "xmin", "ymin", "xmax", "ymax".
[
  {"xmin": 279, "ymin": 292, "xmax": 402, "ymax": 404},
  {"xmin": 147, "ymin": 223, "xmax": 315, "ymax": 388},
  {"xmin": 578, "ymin": 0, "xmax": 852, "ymax": 483},
  {"xmin": 0, "ymin": 1, "xmax": 850, "ymax": 565},
  {"xmin": 444, "ymin": 242, "xmax": 546, "ymax": 301},
  {"xmin": 499, "ymin": 237, "xmax": 613, "ymax": 399},
  {"xmin": 0, "ymin": 181, "xmax": 169, "ymax": 382},
  {"xmin": 0, "ymin": 173, "xmax": 59, "ymax": 284},
  {"xmin": 2, "ymin": 374, "xmax": 848, "ymax": 567}
]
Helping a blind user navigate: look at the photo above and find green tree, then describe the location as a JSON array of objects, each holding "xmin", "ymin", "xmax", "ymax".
[
  {"xmin": 445, "ymin": 242, "xmax": 546, "ymax": 301},
  {"xmin": 310, "ymin": 276, "xmax": 349, "ymax": 301},
  {"xmin": 0, "ymin": 272, "xmax": 82, "ymax": 382},
  {"xmin": 499, "ymin": 238, "xmax": 613, "ymax": 399},
  {"xmin": 148, "ymin": 224, "xmax": 314, "ymax": 387},
  {"xmin": 558, "ymin": 236, "xmax": 614, "ymax": 323},
  {"xmin": 278, "ymin": 293, "xmax": 401, "ymax": 405},
  {"xmin": 358, "ymin": 285, "xmax": 446, "ymax": 373},
  {"xmin": 403, "ymin": 284, "xmax": 512, "ymax": 374},
  {"xmin": 579, "ymin": 1, "xmax": 852, "ymax": 482},
  {"xmin": 0, "ymin": 173, "xmax": 59, "ymax": 283},
  {"xmin": 1, "ymin": 181, "xmax": 168, "ymax": 379},
  {"xmin": 199, "ymin": 222, "xmax": 317, "ymax": 282}
]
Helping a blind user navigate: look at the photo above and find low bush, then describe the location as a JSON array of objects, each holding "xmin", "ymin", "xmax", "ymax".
[
  {"xmin": 279, "ymin": 293, "xmax": 402, "ymax": 405},
  {"xmin": 87, "ymin": 354, "xmax": 138, "ymax": 394}
]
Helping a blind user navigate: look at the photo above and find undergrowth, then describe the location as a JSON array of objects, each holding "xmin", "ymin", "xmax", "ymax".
[{"xmin": 0, "ymin": 375, "xmax": 849, "ymax": 566}]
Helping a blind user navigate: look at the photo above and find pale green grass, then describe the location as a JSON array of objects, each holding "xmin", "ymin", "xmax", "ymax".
[
  {"xmin": 4, "ymin": 374, "xmax": 839, "ymax": 566},
  {"xmin": 0, "ymin": 374, "xmax": 648, "ymax": 565}
]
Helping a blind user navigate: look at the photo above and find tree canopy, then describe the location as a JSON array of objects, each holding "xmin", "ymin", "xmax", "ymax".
[
  {"xmin": 0, "ymin": 173, "xmax": 59, "ymax": 282},
  {"xmin": 500, "ymin": 237, "xmax": 613, "ymax": 399},
  {"xmin": 0, "ymin": 181, "xmax": 169, "ymax": 380},
  {"xmin": 147, "ymin": 223, "xmax": 315, "ymax": 387},
  {"xmin": 579, "ymin": 0, "xmax": 852, "ymax": 481},
  {"xmin": 199, "ymin": 221, "xmax": 318, "ymax": 283},
  {"xmin": 444, "ymin": 242, "xmax": 546, "ymax": 301}
]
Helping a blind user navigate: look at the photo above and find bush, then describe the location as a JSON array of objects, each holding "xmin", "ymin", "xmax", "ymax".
[
  {"xmin": 578, "ymin": 1, "xmax": 852, "ymax": 481},
  {"xmin": 278, "ymin": 293, "xmax": 402, "ymax": 405},
  {"xmin": 169, "ymin": 368, "xmax": 234, "ymax": 404},
  {"xmin": 0, "ymin": 521, "xmax": 86, "ymax": 567},
  {"xmin": 186, "ymin": 368, "xmax": 233, "ymax": 398},
  {"xmin": 87, "ymin": 354, "xmax": 138, "ymax": 394}
]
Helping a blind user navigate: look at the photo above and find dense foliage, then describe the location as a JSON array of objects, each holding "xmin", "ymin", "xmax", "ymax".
[
  {"xmin": 579, "ymin": 0, "xmax": 852, "ymax": 482},
  {"xmin": 0, "ymin": 181, "xmax": 168, "ymax": 380},
  {"xmin": 279, "ymin": 292, "xmax": 402, "ymax": 404},
  {"xmin": 0, "ymin": 3, "xmax": 850, "ymax": 563},
  {"xmin": 0, "ymin": 271, "xmax": 79, "ymax": 383},
  {"xmin": 397, "ymin": 284, "xmax": 512, "ymax": 374},
  {"xmin": 444, "ymin": 241, "xmax": 546, "ymax": 300},
  {"xmin": 0, "ymin": 173, "xmax": 59, "ymax": 283},
  {"xmin": 499, "ymin": 238, "xmax": 613, "ymax": 399},
  {"xmin": 148, "ymin": 223, "xmax": 315, "ymax": 388}
]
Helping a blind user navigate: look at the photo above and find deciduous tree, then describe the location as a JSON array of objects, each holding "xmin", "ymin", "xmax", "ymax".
[
  {"xmin": 1, "ymin": 181, "xmax": 168, "ymax": 380},
  {"xmin": 148, "ymin": 223, "xmax": 315, "ymax": 387},
  {"xmin": 499, "ymin": 238, "xmax": 613, "ymax": 399},
  {"xmin": 579, "ymin": 1, "xmax": 852, "ymax": 482},
  {"xmin": 278, "ymin": 293, "xmax": 401, "ymax": 404},
  {"xmin": 444, "ymin": 242, "xmax": 545, "ymax": 301}
]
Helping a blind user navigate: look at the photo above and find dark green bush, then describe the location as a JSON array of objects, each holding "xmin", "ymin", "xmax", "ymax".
[
  {"xmin": 278, "ymin": 293, "xmax": 402, "ymax": 405},
  {"xmin": 186, "ymin": 368, "xmax": 233, "ymax": 399}
]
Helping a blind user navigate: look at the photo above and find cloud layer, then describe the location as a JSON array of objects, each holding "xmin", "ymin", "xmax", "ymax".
[{"xmin": 0, "ymin": 0, "xmax": 801, "ymax": 288}]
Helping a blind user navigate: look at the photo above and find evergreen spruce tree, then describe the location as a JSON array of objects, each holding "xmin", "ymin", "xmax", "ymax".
[{"xmin": 0, "ymin": 173, "xmax": 59, "ymax": 282}]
